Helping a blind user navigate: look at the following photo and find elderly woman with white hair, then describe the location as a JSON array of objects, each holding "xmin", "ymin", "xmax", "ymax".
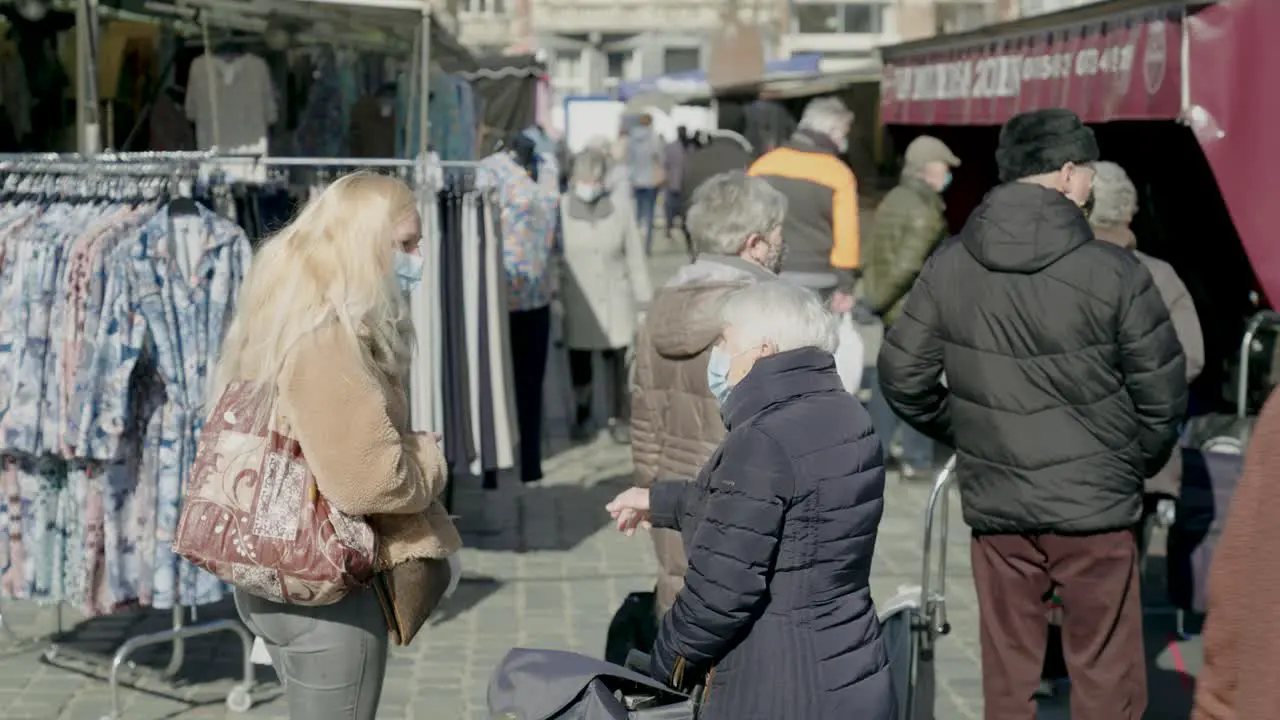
[
  {"xmin": 1089, "ymin": 161, "xmax": 1204, "ymax": 508},
  {"xmin": 608, "ymin": 281, "xmax": 895, "ymax": 719},
  {"xmin": 559, "ymin": 146, "xmax": 652, "ymax": 443}
]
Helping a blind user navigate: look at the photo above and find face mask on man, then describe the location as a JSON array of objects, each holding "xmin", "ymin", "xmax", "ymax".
[{"xmin": 394, "ymin": 250, "xmax": 424, "ymax": 293}]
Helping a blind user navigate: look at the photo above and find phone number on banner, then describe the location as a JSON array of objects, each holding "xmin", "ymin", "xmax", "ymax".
[{"xmin": 890, "ymin": 44, "xmax": 1138, "ymax": 102}]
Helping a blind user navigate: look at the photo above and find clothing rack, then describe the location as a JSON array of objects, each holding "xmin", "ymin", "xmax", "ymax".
[{"xmin": 0, "ymin": 152, "xmax": 256, "ymax": 719}]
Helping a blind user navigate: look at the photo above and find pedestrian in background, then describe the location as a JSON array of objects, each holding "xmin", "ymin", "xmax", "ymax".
[
  {"xmin": 560, "ymin": 147, "xmax": 653, "ymax": 444},
  {"xmin": 626, "ymin": 113, "xmax": 666, "ymax": 254},
  {"xmin": 663, "ymin": 126, "xmax": 693, "ymax": 255},
  {"xmin": 748, "ymin": 96, "xmax": 860, "ymax": 313},
  {"xmin": 861, "ymin": 135, "xmax": 960, "ymax": 479},
  {"xmin": 878, "ymin": 108, "xmax": 1187, "ymax": 720},
  {"xmin": 1089, "ymin": 160, "xmax": 1204, "ymax": 520},
  {"xmin": 631, "ymin": 170, "xmax": 786, "ymax": 619},
  {"xmin": 682, "ymin": 99, "xmax": 754, "ymax": 200}
]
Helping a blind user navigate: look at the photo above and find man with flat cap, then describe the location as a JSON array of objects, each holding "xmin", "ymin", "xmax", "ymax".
[
  {"xmin": 861, "ymin": 135, "xmax": 960, "ymax": 479},
  {"xmin": 878, "ymin": 109, "xmax": 1186, "ymax": 719}
]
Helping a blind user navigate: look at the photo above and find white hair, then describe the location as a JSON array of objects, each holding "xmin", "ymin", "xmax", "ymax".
[
  {"xmin": 571, "ymin": 148, "xmax": 611, "ymax": 184},
  {"xmin": 685, "ymin": 171, "xmax": 788, "ymax": 255},
  {"xmin": 798, "ymin": 97, "xmax": 854, "ymax": 138},
  {"xmin": 1090, "ymin": 160, "xmax": 1138, "ymax": 227},
  {"xmin": 721, "ymin": 281, "xmax": 838, "ymax": 355}
]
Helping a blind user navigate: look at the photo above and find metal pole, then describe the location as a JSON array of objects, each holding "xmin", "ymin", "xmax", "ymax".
[
  {"xmin": 419, "ymin": 5, "xmax": 432, "ymax": 159},
  {"xmin": 76, "ymin": 0, "xmax": 103, "ymax": 153}
]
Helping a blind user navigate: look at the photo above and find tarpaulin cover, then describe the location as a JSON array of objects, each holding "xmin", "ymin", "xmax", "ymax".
[
  {"xmin": 1186, "ymin": 0, "xmax": 1280, "ymax": 304},
  {"xmin": 879, "ymin": 4, "xmax": 1183, "ymax": 125},
  {"xmin": 461, "ymin": 55, "xmax": 544, "ymax": 156}
]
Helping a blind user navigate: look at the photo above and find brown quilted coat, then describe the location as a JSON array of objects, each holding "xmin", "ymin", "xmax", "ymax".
[{"xmin": 630, "ymin": 254, "xmax": 774, "ymax": 615}]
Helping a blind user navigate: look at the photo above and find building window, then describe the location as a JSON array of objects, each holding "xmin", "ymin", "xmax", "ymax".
[
  {"xmin": 793, "ymin": 2, "xmax": 886, "ymax": 34},
  {"xmin": 936, "ymin": 3, "xmax": 989, "ymax": 34},
  {"xmin": 463, "ymin": 0, "xmax": 506, "ymax": 14},
  {"xmin": 664, "ymin": 48, "xmax": 700, "ymax": 74}
]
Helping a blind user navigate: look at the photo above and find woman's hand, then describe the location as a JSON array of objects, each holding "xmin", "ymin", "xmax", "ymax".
[
  {"xmin": 606, "ymin": 487, "xmax": 652, "ymax": 536},
  {"xmin": 412, "ymin": 431, "xmax": 443, "ymax": 445}
]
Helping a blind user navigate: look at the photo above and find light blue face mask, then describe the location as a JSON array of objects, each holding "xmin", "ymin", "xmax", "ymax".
[
  {"xmin": 706, "ymin": 345, "xmax": 733, "ymax": 406},
  {"xmin": 395, "ymin": 250, "xmax": 424, "ymax": 293},
  {"xmin": 939, "ymin": 170, "xmax": 953, "ymax": 193}
]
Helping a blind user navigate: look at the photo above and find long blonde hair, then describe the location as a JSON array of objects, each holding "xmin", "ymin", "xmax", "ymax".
[{"xmin": 214, "ymin": 172, "xmax": 418, "ymax": 398}]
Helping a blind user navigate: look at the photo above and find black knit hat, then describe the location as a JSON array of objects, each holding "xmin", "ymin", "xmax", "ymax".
[{"xmin": 995, "ymin": 109, "xmax": 1100, "ymax": 183}]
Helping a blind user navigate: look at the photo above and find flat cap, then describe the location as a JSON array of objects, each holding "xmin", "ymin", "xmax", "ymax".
[{"xmin": 904, "ymin": 135, "xmax": 961, "ymax": 168}]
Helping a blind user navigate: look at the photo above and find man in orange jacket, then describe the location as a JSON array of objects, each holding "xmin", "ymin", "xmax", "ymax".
[{"xmin": 748, "ymin": 96, "xmax": 860, "ymax": 312}]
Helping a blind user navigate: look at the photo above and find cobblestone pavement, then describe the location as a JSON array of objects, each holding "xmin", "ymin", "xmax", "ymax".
[{"xmin": 0, "ymin": 247, "xmax": 1199, "ymax": 719}]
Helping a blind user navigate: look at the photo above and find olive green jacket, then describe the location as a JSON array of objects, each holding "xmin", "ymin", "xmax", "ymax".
[{"xmin": 860, "ymin": 177, "xmax": 948, "ymax": 326}]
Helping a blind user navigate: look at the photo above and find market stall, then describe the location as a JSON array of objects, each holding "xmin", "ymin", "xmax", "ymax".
[
  {"xmin": 878, "ymin": 0, "xmax": 1275, "ymax": 414},
  {"xmin": 458, "ymin": 53, "xmax": 547, "ymax": 155}
]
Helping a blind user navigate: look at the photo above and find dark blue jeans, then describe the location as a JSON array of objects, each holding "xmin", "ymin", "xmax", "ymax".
[{"xmin": 633, "ymin": 186, "xmax": 659, "ymax": 254}]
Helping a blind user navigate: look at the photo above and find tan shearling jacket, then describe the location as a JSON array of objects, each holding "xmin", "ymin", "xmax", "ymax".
[{"xmin": 278, "ymin": 323, "xmax": 461, "ymax": 571}]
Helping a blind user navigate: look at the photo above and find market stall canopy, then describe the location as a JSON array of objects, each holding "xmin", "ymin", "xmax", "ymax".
[
  {"xmin": 616, "ymin": 54, "xmax": 821, "ymax": 102},
  {"xmin": 1187, "ymin": 0, "xmax": 1280, "ymax": 303},
  {"xmin": 457, "ymin": 53, "xmax": 545, "ymax": 154},
  {"xmin": 878, "ymin": 0, "xmax": 1185, "ymax": 126},
  {"xmin": 109, "ymin": 0, "xmax": 477, "ymax": 71}
]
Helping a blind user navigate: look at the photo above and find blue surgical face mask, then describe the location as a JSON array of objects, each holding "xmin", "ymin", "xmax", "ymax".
[
  {"xmin": 706, "ymin": 345, "xmax": 733, "ymax": 406},
  {"xmin": 939, "ymin": 171, "xmax": 953, "ymax": 193},
  {"xmin": 395, "ymin": 250, "xmax": 424, "ymax": 293}
]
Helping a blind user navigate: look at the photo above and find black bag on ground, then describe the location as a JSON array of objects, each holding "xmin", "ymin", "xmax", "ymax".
[
  {"xmin": 605, "ymin": 591, "xmax": 658, "ymax": 666},
  {"xmin": 488, "ymin": 648, "xmax": 698, "ymax": 720}
]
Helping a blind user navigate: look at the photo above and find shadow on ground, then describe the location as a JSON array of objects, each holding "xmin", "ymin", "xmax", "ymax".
[
  {"xmin": 39, "ymin": 598, "xmax": 282, "ymax": 708},
  {"xmin": 454, "ymin": 470, "xmax": 632, "ymax": 554}
]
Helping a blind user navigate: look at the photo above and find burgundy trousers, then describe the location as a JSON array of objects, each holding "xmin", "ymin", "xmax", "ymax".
[{"xmin": 971, "ymin": 530, "xmax": 1146, "ymax": 720}]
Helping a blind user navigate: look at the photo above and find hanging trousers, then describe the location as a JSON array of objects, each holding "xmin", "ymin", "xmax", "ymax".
[
  {"xmin": 971, "ymin": 529, "xmax": 1146, "ymax": 720},
  {"xmin": 509, "ymin": 305, "xmax": 552, "ymax": 484},
  {"xmin": 568, "ymin": 347, "xmax": 630, "ymax": 422}
]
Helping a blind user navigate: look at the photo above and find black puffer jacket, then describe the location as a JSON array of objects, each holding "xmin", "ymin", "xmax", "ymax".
[
  {"xmin": 648, "ymin": 348, "xmax": 894, "ymax": 720},
  {"xmin": 879, "ymin": 183, "xmax": 1187, "ymax": 535}
]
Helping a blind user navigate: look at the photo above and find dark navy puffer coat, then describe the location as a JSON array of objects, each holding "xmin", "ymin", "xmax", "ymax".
[{"xmin": 647, "ymin": 347, "xmax": 895, "ymax": 720}]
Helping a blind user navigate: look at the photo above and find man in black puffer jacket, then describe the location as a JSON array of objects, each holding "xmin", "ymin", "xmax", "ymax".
[{"xmin": 878, "ymin": 109, "xmax": 1186, "ymax": 720}]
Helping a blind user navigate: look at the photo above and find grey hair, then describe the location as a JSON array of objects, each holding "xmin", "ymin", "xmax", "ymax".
[
  {"xmin": 571, "ymin": 148, "xmax": 611, "ymax": 184},
  {"xmin": 1090, "ymin": 160, "xmax": 1138, "ymax": 227},
  {"xmin": 798, "ymin": 97, "xmax": 854, "ymax": 138},
  {"xmin": 720, "ymin": 281, "xmax": 838, "ymax": 355},
  {"xmin": 685, "ymin": 171, "xmax": 788, "ymax": 255}
]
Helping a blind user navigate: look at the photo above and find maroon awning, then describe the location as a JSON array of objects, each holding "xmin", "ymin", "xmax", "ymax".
[{"xmin": 879, "ymin": 2, "xmax": 1185, "ymax": 126}]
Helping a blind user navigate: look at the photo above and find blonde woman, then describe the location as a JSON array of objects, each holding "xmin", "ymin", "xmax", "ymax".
[{"xmin": 213, "ymin": 173, "xmax": 461, "ymax": 720}]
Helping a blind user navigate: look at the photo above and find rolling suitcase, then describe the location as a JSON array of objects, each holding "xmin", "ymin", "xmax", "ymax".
[{"xmin": 1169, "ymin": 310, "xmax": 1280, "ymax": 629}]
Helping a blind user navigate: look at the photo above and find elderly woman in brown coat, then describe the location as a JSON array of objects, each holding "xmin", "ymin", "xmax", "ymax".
[
  {"xmin": 1193, "ymin": 388, "xmax": 1280, "ymax": 719},
  {"xmin": 1090, "ymin": 161, "xmax": 1204, "ymax": 506},
  {"xmin": 631, "ymin": 171, "xmax": 787, "ymax": 618}
]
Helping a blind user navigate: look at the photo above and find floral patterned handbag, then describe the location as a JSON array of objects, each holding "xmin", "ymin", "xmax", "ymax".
[{"xmin": 173, "ymin": 380, "xmax": 378, "ymax": 606}]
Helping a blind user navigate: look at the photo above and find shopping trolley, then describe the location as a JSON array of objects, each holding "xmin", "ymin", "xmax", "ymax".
[{"xmin": 878, "ymin": 455, "xmax": 956, "ymax": 720}]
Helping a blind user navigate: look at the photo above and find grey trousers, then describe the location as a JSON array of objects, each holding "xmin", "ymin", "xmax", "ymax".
[{"xmin": 234, "ymin": 588, "xmax": 389, "ymax": 720}]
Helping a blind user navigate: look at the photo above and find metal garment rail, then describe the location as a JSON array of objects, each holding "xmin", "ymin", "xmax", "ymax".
[{"xmin": 0, "ymin": 152, "xmax": 256, "ymax": 718}]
